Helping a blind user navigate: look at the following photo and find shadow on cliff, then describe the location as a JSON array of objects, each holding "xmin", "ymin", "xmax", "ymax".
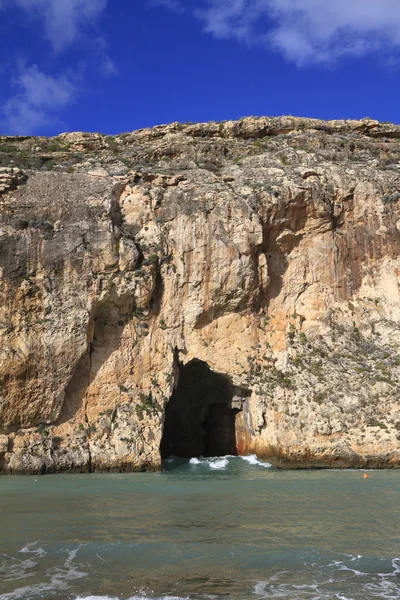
[
  {"xmin": 258, "ymin": 193, "xmax": 309, "ymax": 309},
  {"xmin": 55, "ymin": 295, "xmax": 130, "ymax": 426},
  {"xmin": 160, "ymin": 358, "xmax": 251, "ymax": 458}
]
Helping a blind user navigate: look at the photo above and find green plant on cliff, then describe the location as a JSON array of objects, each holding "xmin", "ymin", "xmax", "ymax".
[
  {"xmin": 367, "ymin": 418, "xmax": 387, "ymax": 429},
  {"xmin": 313, "ymin": 392, "xmax": 324, "ymax": 405},
  {"xmin": 119, "ymin": 385, "xmax": 131, "ymax": 394},
  {"xmin": 45, "ymin": 141, "xmax": 67, "ymax": 152},
  {"xmin": 150, "ymin": 253, "xmax": 158, "ymax": 267},
  {"xmin": 36, "ymin": 423, "xmax": 49, "ymax": 436},
  {"xmin": 52, "ymin": 436, "xmax": 63, "ymax": 447},
  {"xmin": 105, "ymin": 136, "xmax": 121, "ymax": 152},
  {"xmin": 135, "ymin": 393, "xmax": 159, "ymax": 419},
  {"xmin": 299, "ymin": 332, "xmax": 307, "ymax": 344},
  {"xmin": 287, "ymin": 323, "xmax": 296, "ymax": 344},
  {"xmin": 86, "ymin": 424, "xmax": 97, "ymax": 435}
]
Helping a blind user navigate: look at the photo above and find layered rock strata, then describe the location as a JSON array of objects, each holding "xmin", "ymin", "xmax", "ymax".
[{"xmin": 1, "ymin": 116, "xmax": 400, "ymax": 473}]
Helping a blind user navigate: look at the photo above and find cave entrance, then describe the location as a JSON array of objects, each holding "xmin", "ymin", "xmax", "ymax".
[{"xmin": 160, "ymin": 359, "xmax": 246, "ymax": 458}]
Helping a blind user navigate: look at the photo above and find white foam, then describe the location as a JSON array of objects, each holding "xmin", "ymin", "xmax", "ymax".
[
  {"xmin": 337, "ymin": 563, "xmax": 367, "ymax": 576},
  {"xmin": 1, "ymin": 559, "xmax": 38, "ymax": 583},
  {"xmin": 241, "ymin": 454, "xmax": 272, "ymax": 468},
  {"xmin": 169, "ymin": 454, "xmax": 272, "ymax": 469},
  {"xmin": 392, "ymin": 558, "xmax": 400, "ymax": 574},
  {"xmin": 252, "ymin": 553, "xmax": 400, "ymax": 600},
  {"xmin": 19, "ymin": 543, "xmax": 46, "ymax": 558},
  {"xmin": 188, "ymin": 456, "xmax": 232, "ymax": 468},
  {"xmin": 209, "ymin": 457, "xmax": 229, "ymax": 469},
  {"xmin": 253, "ymin": 581, "xmax": 270, "ymax": 596},
  {"xmin": 0, "ymin": 545, "xmax": 87, "ymax": 600},
  {"xmin": 65, "ymin": 545, "xmax": 84, "ymax": 566},
  {"xmin": 75, "ymin": 596, "xmax": 189, "ymax": 600},
  {"xmin": 75, "ymin": 597, "xmax": 117, "ymax": 600}
]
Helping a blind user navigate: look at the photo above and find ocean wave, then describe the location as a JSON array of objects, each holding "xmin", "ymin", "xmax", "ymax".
[
  {"xmin": 240, "ymin": 454, "xmax": 272, "ymax": 468},
  {"xmin": 253, "ymin": 554, "xmax": 400, "ymax": 600},
  {"xmin": 3, "ymin": 546, "xmax": 400, "ymax": 600},
  {"xmin": 75, "ymin": 597, "xmax": 189, "ymax": 600},
  {"xmin": 19, "ymin": 543, "xmax": 46, "ymax": 558},
  {"xmin": 0, "ymin": 545, "xmax": 87, "ymax": 600},
  {"xmin": 188, "ymin": 456, "xmax": 230, "ymax": 469},
  {"xmin": 185, "ymin": 455, "xmax": 272, "ymax": 469},
  {"xmin": 209, "ymin": 458, "xmax": 229, "ymax": 469}
]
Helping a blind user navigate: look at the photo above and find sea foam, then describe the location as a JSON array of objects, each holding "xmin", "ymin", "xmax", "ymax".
[
  {"xmin": 240, "ymin": 454, "xmax": 272, "ymax": 468},
  {"xmin": 187, "ymin": 455, "xmax": 271, "ymax": 469},
  {"xmin": 75, "ymin": 597, "xmax": 188, "ymax": 600},
  {"xmin": 209, "ymin": 458, "xmax": 229, "ymax": 469}
]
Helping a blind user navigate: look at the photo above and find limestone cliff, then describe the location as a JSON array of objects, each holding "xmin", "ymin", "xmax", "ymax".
[{"xmin": 1, "ymin": 116, "xmax": 400, "ymax": 473}]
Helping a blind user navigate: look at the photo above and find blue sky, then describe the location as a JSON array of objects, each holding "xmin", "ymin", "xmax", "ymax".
[{"xmin": 1, "ymin": 0, "xmax": 400, "ymax": 136}]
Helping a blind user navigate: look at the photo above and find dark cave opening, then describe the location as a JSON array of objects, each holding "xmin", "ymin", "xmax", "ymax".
[{"xmin": 160, "ymin": 359, "xmax": 245, "ymax": 459}]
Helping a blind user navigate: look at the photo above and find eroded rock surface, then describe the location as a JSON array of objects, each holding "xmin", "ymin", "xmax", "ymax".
[{"xmin": 1, "ymin": 115, "xmax": 400, "ymax": 473}]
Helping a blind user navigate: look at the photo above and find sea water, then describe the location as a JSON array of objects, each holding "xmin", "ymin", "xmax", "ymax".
[{"xmin": 1, "ymin": 456, "xmax": 400, "ymax": 600}]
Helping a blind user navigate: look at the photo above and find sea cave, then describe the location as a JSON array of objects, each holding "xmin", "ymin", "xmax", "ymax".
[{"xmin": 160, "ymin": 359, "xmax": 248, "ymax": 459}]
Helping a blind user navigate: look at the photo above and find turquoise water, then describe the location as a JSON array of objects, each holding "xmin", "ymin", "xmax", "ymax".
[{"xmin": 1, "ymin": 455, "xmax": 400, "ymax": 600}]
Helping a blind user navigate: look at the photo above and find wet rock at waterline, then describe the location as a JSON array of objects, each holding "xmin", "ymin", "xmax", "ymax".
[{"xmin": 1, "ymin": 116, "xmax": 400, "ymax": 473}]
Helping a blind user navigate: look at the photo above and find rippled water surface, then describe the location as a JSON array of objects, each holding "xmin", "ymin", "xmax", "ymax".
[{"xmin": 1, "ymin": 456, "xmax": 400, "ymax": 600}]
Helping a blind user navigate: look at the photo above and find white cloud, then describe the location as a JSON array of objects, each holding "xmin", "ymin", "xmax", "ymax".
[
  {"xmin": 190, "ymin": 0, "xmax": 400, "ymax": 65},
  {"xmin": 268, "ymin": 0, "xmax": 400, "ymax": 64},
  {"xmin": 93, "ymin": 37, "xmax": 118, "ymax": 77},
  {"xmin": 1, "ymin": 65, "xmax": 77, "ymax": 134},
  {"xmin": 14, "ymin": 0, "xmax": 108, "ymax": 52},
  {"xmin": 100, "ymin": 54, "xmax": 118, "ymax": 77},
  {"xmin": 0, "ymin": 0, "xmax": 115, "ymax": 134}
]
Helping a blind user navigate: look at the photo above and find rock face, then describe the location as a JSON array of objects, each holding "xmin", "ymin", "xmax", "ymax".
[{"xmin": 1, "ymin": 116, "xmax": 400, "ymax": 473}]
